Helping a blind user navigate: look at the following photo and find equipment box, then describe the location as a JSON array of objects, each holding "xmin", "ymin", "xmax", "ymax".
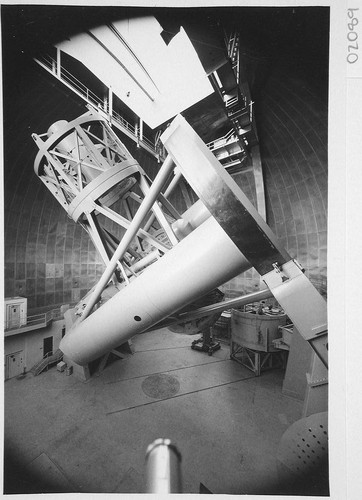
[
  {"xmin": 57, "ymin": 361, "xmax": 66, "ymax": 372},
  {"xmin": 231, "ymin": 309, "xmax": 287, "ymax": 352},
  {"xmin": 4, "ymin": 297, "xmax": 27, "ymax": 330}
]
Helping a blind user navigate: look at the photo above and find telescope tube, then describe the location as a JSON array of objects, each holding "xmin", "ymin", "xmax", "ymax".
[{"xmin": 60, "ymin": 215, "xmax": 251, "ymax": 365}]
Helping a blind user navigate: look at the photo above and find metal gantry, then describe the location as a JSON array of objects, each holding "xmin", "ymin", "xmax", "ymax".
[
  {"xmin": 34, "ymin": 52, "xmax": 162, "ymax": 160},
  {"xmin": 32, "ymin": 108, "xmax": 181, "ymax": 317}
]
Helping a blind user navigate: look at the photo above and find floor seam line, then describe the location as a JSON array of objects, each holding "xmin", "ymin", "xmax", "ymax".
[
  {"xmin": 104, "ymin": 358, "xmax": 230, "ymax": 384},
  {"xmin": 134, "ymin": 345, "xmax": 191, "ymax": 352},
  {"xmin": 106, "ymin": 375, "xmax": 256, "ymax": 415}
]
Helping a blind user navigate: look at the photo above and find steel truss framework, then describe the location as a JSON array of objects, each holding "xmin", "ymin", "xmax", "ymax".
[
  {"xmin": 32, "ymin": 108, "xmax": 181, "ymax": 303},
  {"xmin": 33, "ymin": 109, "xmax": 327, "ymax": 369}
]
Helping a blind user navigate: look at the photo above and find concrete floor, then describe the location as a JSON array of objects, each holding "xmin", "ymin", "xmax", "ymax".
[{"xmin": 4, "ymin": 327, "xmax": 304, "ymax": 495}]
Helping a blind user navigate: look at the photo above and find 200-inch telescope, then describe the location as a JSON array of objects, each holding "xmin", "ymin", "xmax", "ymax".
[{"xmin": 32, "ymin": 111, "xmax": 328, "ymax": 369}]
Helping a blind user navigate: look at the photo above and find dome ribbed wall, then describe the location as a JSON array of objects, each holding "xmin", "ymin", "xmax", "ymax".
[
  {"xmin": 259, "ymin": 74, "xmax": 328, "ymax": 294},
  {"xmin": 220, "ymin": 72, "xmax": 327, "ymax": 299}
]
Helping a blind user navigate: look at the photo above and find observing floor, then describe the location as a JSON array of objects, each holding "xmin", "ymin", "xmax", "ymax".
[{"xmin": 4, "ymin": 328, "xmax": 304, "ymax": 495}]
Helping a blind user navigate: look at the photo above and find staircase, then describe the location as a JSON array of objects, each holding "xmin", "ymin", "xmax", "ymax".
[
  {"xmin": 207, "ymin": 129, "xmax": 248, "ymax": 173},
  {"xmin": 30, "ymin": 349, "xmax": 64, "ymax": 376}
]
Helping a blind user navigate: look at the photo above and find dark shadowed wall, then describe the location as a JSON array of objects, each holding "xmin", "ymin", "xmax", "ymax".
[
  {"xmin": 223, "ymin": 70, "xmax": 328, "ymax": 299},
  {"xmin": 260, "ymin": 73, "xmax": 328, "ymax": 294},
  {"xmin": 221, "ymin": 8, "xmax": 329, "ymax": 299}
]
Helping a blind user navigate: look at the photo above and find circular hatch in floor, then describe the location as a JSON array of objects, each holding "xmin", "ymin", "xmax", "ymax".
[{"xmin": 142, "ymin": 373, "xmax": 180, "ymax": 399}]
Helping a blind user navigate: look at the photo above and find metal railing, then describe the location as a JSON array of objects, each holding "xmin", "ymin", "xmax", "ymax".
[
  {"xmin": 227, "ymin": 32, "xmax": 240, "ymax": 85},
  {"xmin": 35, "ymin": 54, "xmax": 159, "ymax": 157},
  {"xmin": 112, "ymin": 108, "xmax": 136, "ymax": 134},
  {"xmin": 224, "ymin": 94, "xmax": 239, "ymax": 109},
  {"xmin": 35, "ymin": 53, "xmax": 229, "ymax": 164},
  {"xmin": 31, "ymin": 348, "xmax": 64, "ymax": 376},
  {"xmin": 61, "ymin": 65, "xmax": 103, "ymax": 108},
  {"xmin": 5, "ymin": 314, "xmax": 43, "ymax": 331},
  {"xmin": 42, "ymin": 350, "xmax": 54, "ymax": 361},
  {"xmin": 207, "ymin": 129, "xmax": 237, "ymax": 151},
  {"xmin": 4, "ymin": 307, "xmax": 63, "ymax": 333}
]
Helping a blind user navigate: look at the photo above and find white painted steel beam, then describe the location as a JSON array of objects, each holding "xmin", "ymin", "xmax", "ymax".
[
  {"xmin": 78, "ymin": 155, "xmax": 175, "ymax": 322},
  {"xmin": 262, "ymin": 260, "xmax": 328, "ymax": 367}
]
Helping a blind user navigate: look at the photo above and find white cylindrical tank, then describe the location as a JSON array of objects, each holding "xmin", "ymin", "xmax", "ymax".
[{"xmin": 60, "ymin": 215, "xmax": 251, "ymax": 365}]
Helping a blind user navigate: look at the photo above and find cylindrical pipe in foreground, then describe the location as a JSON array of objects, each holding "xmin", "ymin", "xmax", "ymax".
[
  {"xmin": 145, "ymin": 439, "xmax": 182, "ymax": 494},
  {"xmin": 60, "ymin": 215, "xmax": 251, "ymax": 365},
  {"xmin": 152, "ymin": 287, "xmax": 274, "ymax": 330}
]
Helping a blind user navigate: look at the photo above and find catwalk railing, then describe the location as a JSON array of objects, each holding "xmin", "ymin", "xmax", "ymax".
[
  {"xmin": 34, "ymin": 54, "xmax": 162, "ymax": 159},
  {"xmin": 4, "ymin": 308, "xmax": 64, "ymax": 336},
  {"xmin": 34, "ymin": 53, "xmax": 249, "ymax": 167}
]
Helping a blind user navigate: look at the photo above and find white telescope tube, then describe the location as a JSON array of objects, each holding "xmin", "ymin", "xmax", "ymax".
[{"xmin": 60, "ymin": 215, "xmax": 251, "ymax": 365}]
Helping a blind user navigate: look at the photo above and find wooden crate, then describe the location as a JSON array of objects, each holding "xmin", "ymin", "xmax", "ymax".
[{"xmin": 231, "ymin": 309, "xmax": 287, "ymax": 352}]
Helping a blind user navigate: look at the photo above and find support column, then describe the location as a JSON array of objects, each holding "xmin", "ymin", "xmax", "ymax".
[
  {"xmin": 108, "ymin": 86, "xmax": 113, "ymax": 119},
  {"xmin": 139, "ymin": 118, "xmax": 143, "ymax": 142},
  {"xmin": 56, "ymin": 47, "xmax": 61, "ymax": 78},
  {"xmin": 251, "ymin": 145, "xmax": 266, "ymax": 221}
]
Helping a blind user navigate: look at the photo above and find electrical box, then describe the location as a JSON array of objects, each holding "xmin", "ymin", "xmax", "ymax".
[
  {"xmin": 4, "ymin": 297, "xmax": 27, "ymax": 330},
  {"xmin": 231, "ymin": 309, "xmax": 287, "ymax": 352},
  {"xmin": 57, "ymin": 361, "xmax": 67, "ymax": 372}
]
